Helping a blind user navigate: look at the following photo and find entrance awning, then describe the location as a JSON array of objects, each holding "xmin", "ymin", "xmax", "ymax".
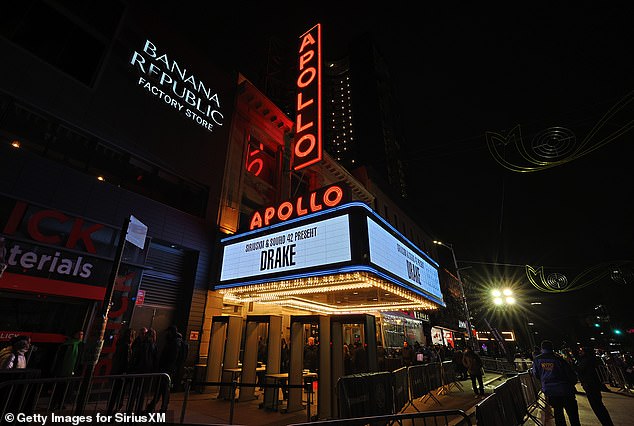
[
  {"xmin": 219, "ymin": 271, "xmax": 440, "ymax": 314},
  {"xmin": 216, "ymin": 203, "xmax": 445, "ymax": 314}
]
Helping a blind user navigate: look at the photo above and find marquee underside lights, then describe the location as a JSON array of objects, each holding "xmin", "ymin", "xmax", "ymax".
[{"xmin": 218, "ymin": 271, "xmax": 440, "ymax": 314}]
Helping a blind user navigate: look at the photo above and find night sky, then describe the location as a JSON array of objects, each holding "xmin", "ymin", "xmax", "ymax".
[{"xmin": 169, "ymin": 3, "xmax": 633, "ymax": 346}]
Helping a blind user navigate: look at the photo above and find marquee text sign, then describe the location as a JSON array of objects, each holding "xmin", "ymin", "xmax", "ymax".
[
  {"xmin": 292, "ymin": 24, "xmax": 322, "ymax": 171},
  {"xmin": 249, "ymin": 183, "xmax": 347, "ymax": 230},
  {"xmin": 130, "ymin": 39, "xmax": 225, "ymax": 133},
  {"xmin": 220, "ymin": 214, "xmax": 351, "ymax": 282},
  {"xmin": 367, "ymin": 218, "xmax": 443, "ymax": 303}
]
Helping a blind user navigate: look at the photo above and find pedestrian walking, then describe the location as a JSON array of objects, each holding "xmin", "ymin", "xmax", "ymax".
[
  {"xmin": 462, "ymin": 347, "xmax": 485, "ymax": 396},
  {"xmin": 145, "ymin": 325, "xmax": 187, "ymax": 413},
  {"xmin": 50, "ymin": 330, "xmax": 84, "ymax": 409},
  {"xmin": 129, "ymin": 327, "xmax": 148, "ymax": 373},
  {"xmin": 575, "ymin": 345, "xmax": 614, "ymax": 426},
  {"xmin": 532, "ymin": 340, "xmax": 580, "ymax": 426},
  {"xmin": 107, "ymin": 327, "xmax": 135, "ymax": 414},
  {"xmin": 452, "ymin": 348, "xmax": 467, "ymax": 380},
  {"xmin": 129, "ymin": 327, "xmax": 157, "ymax": 412}
]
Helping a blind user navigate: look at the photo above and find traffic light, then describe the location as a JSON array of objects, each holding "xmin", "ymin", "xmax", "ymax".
[
  {"xmin": 593, "ymin": 323, "xmax": 601, "ymax": 328},
  {"xmin": 613, "ymin": 328, "xmax": 622, "ymax": 335}
]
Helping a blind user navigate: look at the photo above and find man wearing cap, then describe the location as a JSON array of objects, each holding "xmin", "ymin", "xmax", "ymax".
[{"xmin": 532, "ymin": 340, "xmax": 580, "ymax": 426}]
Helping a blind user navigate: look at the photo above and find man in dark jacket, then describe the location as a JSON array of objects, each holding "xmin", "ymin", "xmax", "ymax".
[
  {"xmin": 532, "ymin": 340, "xmax": 580, "ymax": 426},
  {"xmin": 401, "ymin": 341, "xmax": 414, "ymax": 367},
  {"xmin": 462, "ymin": 347, "xmax": 484, "ymax": 396},
  {"xmin": 303, "ymin": 336, "xmax": 319, "ymax": 372},
  {"xmin": 575, "ymin": 345, "xmax": 614, "ymax": 426},
  {"xmin": 145, "ymin": 326, "xmax": 186, "ymax": 413}
]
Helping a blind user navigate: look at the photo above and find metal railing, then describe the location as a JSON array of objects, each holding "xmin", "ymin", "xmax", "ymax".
[
  {"xmin": 0, "ymin": 372, "xmax": 171, "ymax": 423},
  {"xmin": 288, "ymin": 410, "xmax": 472, "ymax": 426},
  {"xmin": 480, "ymin": 356, "xmax": 523, "ymax": 374},
  {"xmin": 475, "ymin": 372, "xmax": 545, "ymax": 426},
  {"xmin": 181, "ymin": 378, "xmax": 316, "ymax": 425},
  {"xmin": 596, "ymin": 363, "xmax": 633, "ymax": 393}
]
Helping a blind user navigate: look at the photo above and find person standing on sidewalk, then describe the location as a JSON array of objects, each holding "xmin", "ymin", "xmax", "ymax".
[
  {"xmin": 400, "ymin": 341, "xmax": 414, "ymax": 367},
  {"xmin": 462, "ymin": 347, "xmax": 485, "ymax": 396},
  {"xmin": 575, "ymin": 345, "xmax": 614, "ymax": 426},
  {"xmin": 532, "ymin": 340, "xmax": 580, "ymax": 426}
]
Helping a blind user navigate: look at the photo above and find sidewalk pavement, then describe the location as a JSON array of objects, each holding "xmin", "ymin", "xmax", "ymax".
[{"xmin": 161, "ymin": 373, "xmax": 633, "ymax": 425}]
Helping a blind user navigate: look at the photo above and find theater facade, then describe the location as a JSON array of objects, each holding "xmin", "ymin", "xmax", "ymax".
[{"xmin": 0, "ymin": 3, "xmax": 466, "ymax": 386}]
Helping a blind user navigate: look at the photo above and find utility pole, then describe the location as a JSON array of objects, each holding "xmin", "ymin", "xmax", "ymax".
[
  {"xmin": 433, "ymin": 241, "xmax": 477, "ymax": 351},
  {"xmin": 75, "ymin": 217, "xmax": 131, "ymax": 415}
]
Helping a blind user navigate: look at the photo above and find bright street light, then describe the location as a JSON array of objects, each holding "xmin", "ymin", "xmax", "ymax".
[{"xmin": 491, "ymin": 287, "xmax": 534, "ymax": 350}]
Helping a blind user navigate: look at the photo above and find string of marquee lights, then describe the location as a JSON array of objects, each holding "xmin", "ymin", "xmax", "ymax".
[
  {"xmin": 525, "ymin": 260, "xmax": 633, "ymax": 293},
  {"xmin": 486, "ymin": 90, "xmax": 634, "ymax": 172}
]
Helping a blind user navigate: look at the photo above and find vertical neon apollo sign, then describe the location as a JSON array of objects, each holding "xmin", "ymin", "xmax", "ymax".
[{"xmin": 292, "ymin": 24, "xmax": 322, "ymax": 171}]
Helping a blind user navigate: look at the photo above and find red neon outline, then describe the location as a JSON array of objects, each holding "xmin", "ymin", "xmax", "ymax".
[
  {"xmin": 323, "ymin": 186, "xmax": 344, "ymax": 207},
  {"xmin": 309, "ymin": 192, "xmax": 323, "ymax": 212},
  {"xmin": 296, "ymin": 197, "xmax": 308, "ymax": 216},
  {"xmin": 263, "ymin": 207, "xmax": 275, "ymax": 225},
  {"xmin": 293, "ymin": 23, "xmax": 322, "ymax": 171},
  {"xmin": 277, "ymin": 202, "xmax": 293, "ymax": 221}
]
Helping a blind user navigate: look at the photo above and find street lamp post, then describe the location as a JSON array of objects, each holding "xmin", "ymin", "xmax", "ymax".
[{"xmin": 433, "ymin": 240, "xmax": 476, "ymax": 351}]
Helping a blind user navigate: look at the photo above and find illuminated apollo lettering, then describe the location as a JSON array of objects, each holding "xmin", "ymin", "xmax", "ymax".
[
  {"xmin": 249, "ymin": 184, "xmax": 345, "ymax": 230},
  {"xmin": 130, "ymin": 39, "xmax": 224, "ymax": 133},
  {"xmin": 292, "ymin": 24, "xmax": 322, "ymax": 171}
]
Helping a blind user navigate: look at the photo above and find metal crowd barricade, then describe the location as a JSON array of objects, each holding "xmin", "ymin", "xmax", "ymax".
[
  {"xmin": 391, "ymin": 367, "xmax": 409, "ymax": 413},
  {"xmin": 475, "ymin": 393, "xmax": 506, "ymax": 426},
  {"xmin": 406, "ymin": 364, "xmax": 430, "ymax": 411},
  {"xmin": 288, "ymin": 409, "xmax": 472, "ymax": 426},
  {"xmin": 336, "ymin": 372, "xmax": 393, "ymax": 419},
  {"xmin": 439, "ymin": 360, "xmax": 463, "ymax": 394},
  {"xmin": 596, "ymin": 363, "xmax": 632, "ymax": 393},
  {"xmin": 420, "ymin": 362, "xmax": 443, "ymax": 405},
  {"xmin": 518, "ymin": 371, "xmax": 545, "ymax": 425},
  {"xmin": 481, "ymin": 356, "xmax": 518, "ymax": 374},
  {"xmin": 493, "ymin": 376, "xmax": 526, "ymax": 425},
  {"xmin": 476, "ymin": 372, "xmax": 549, "ymax": 426},
  {"xmin": 0, "ymin": 372, "xmax": 171, "ymax": 420}
]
